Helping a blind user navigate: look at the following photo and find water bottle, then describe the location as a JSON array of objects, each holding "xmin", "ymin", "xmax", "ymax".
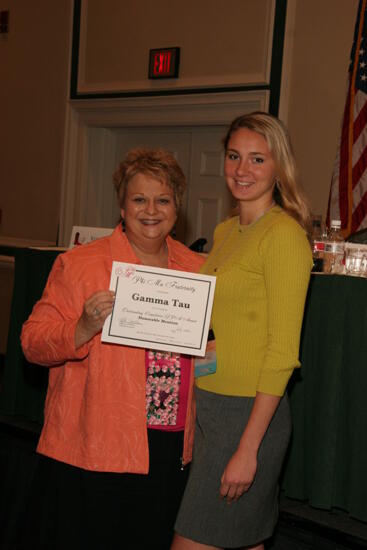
[
  {"xmin": 323, "ymin": 220, "xmax": 345, "ymax": 274},
  {"xmin": 311, "ymin": 216, "xmax": 325, "ymax": 272}
]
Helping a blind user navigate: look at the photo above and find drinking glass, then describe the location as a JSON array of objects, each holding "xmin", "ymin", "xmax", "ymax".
[
  {"xmin": 361, "ymin": 255, "xmax": 367, "ymax": 277},
  {"xmin": 345, "ymin": 248, "xmax": 365, "ymax": 276}
]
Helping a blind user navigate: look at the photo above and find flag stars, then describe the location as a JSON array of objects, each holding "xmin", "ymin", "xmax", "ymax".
[
  {"xmin": 360, "ymin": 61, "xmax": 366, "ymax": 69},
  {"xmin": 361, "ymin": 74, "xmax": 367, "ymax": 81},
  {"xmin": 360, "ymin": 48, "xmax": 365, "ymax": 55}
]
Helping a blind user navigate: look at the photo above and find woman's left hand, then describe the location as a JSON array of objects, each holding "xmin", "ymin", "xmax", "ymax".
[
  {"xmin": 75, "ymin": 290, "xmax": 115, "ymax": 349},
  {"xmin": 220, "ymin": 446, "xmax": 257, "ymax": 503}
]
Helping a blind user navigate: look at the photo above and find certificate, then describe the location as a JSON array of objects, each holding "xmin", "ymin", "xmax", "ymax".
[{"xmin": 101, "ymin": 262, "xmax": 216, "ymax": 356}]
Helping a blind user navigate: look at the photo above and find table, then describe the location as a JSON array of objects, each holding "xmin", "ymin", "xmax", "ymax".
[
  {"xmin": 1, "ymin": 251, "xmax": 367, "ymax": 521},
  {"xmin": 0, "ymin": 248, "xmax": 61, "ymax": 425},
  {"xmin": 282, "ymin": 274, "xmax": 367, "ymax": 522},
  {"xmin": 0, "ymin": 255, "xmax": 15, "ymax": 355}
]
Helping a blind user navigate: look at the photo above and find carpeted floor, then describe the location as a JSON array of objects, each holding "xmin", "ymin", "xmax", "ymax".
[
  {"xmin": 268, "ymin": 496, "xmax": 367, "ymax": 549},
  {"xmin": 1, "ymin": 414, "xmax": 367, "ymax": 550}
]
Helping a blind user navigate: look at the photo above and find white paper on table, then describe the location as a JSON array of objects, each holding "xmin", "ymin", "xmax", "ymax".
[
  {"xmin": 68, "ymin": 226, "xmax": 114, "ymax": 248},
  {"xmin": 101, "ymin": 262, "xmax": 216, "ymax": 357}
]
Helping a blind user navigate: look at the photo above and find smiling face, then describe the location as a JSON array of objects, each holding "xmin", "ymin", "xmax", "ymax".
[
  {"xmin": 224, "ymin": 128, "xmax": 277, "ymax": 221},
  {"xmin": 121, "ymin": 172, "xmax": 177, "ymax": 247}
]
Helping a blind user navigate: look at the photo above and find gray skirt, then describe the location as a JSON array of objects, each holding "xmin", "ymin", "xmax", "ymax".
[{"xmin": 175, "ymin": 387, "xmax": 291, "ymax": 548}]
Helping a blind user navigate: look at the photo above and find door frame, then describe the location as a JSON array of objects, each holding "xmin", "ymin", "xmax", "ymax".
[{"xmin": 59, "ymin": 90, "xmax": 269, "ymax": 245}]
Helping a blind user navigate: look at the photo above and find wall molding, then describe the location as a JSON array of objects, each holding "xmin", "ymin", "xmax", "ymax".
[{"xmin": 70, "ymin": 0, "xmax": 285, "ymax": 104}]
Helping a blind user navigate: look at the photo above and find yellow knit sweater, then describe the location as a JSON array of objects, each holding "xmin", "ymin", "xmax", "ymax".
[{"xmin": 197, "ymin": 206, "xmax": 312, "ymax": 397}]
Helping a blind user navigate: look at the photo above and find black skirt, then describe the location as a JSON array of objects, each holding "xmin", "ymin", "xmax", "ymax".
[{"xmin": 17, "ymin": 429, "xmax": 189, "ymax": 550}]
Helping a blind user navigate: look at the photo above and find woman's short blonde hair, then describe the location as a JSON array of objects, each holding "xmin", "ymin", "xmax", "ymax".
[
  {"xmin": 113, "ymin": 148, "xmax": 186, "ymax": 211},
  {"xmin": 224, "ymin": 112, "xmax": 311, "ymax": 234}
]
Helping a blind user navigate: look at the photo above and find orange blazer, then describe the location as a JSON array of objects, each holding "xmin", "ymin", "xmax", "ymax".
[{"xmin": 21, "ymin": 226, "xmax": 205, "ymax": 473}]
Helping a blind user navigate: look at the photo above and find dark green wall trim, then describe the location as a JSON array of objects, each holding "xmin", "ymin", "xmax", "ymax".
[
  {"xmin": 70, "ymin": 83, "xmax": 270, "ymax": 100},
  {"xmin": 70, "ymin": 0, "xmax": 287, "ymax": 111},
  {"xmin": 70, "ymin": 0, "xmax": 81, "ymax": 99},
  {"xmin": 269, "ymin": 0, "xmax": 287, "ymax": 116}
]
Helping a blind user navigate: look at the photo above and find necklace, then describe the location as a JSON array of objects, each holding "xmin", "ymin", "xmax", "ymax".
[
  {"xmin": 239, "ymin": 201, "xmax": 276, "ymax": 229},
  {"xmin": 211, "ymin": 202, "xmax": 276, "ymax": 273},
  {"xmin": 131, "ymin": 240, "xmax": 169, "ymax": 268}
]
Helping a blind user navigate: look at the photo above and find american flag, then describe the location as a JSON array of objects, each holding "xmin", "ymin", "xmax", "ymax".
[{"xmin": 328, "ymin": 0, "xmax": 367, "ymax": 235}]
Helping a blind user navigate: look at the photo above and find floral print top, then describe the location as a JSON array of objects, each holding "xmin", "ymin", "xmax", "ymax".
[{"xmin": 145, "ymin": 350, "xmax": 190, "ymax": 431}]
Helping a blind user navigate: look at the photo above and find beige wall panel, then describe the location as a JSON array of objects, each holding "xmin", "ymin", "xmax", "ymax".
[
  {"xmin": 286, "ymin": 0, "xmax": 359, "ymax": 218},
  {"xmin": 0, "ymin": 0, "xmax": 72, "ymax": 242},
  {"xmin": 2, "ymin": 0, "xmax": 358, "ymax": 242},
  {"xmin": 78, "ymin": 0, "xmax": 275, "ymax": 92}
]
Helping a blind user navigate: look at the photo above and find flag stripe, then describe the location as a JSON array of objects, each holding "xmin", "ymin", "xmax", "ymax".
[
  {"xmin": 352, "ymin": 189, "xmax": 367, "ymax": 231},
  {"xmin": 352, "ymin": 142, "xmax": 367, "ymax": 186},
  {"xmin": 353, "ymin": 96, "xmax": 367, "ymax": 142},
  {"xmin": 328, "ymin": 0, "xmax": 367, "ymax": 235},
  {"xmin": 339, "ymin": 90, "xmax": 352, "ymax": 224}
]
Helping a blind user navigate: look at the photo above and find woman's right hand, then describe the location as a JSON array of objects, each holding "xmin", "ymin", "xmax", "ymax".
[
  {"xmin": 75, "ymin": 290, "xmax": 115, "ymax": 349},
  {"xmin": 220, "ymin": 445, "xmax": 258, "ymax": 503}
]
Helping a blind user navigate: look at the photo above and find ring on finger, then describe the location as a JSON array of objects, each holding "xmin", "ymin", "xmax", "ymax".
[{"xmin": 93, "ymin": 307, "xmax": 100, "ymax": 316}]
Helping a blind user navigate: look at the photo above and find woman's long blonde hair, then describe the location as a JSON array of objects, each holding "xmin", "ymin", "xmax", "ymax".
[{"xmin": 224, "ymin": 112, "xmax": 311, "ymax": 234}]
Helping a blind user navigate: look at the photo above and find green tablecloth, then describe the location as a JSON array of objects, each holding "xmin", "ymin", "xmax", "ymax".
[
  {"xmin": 283, "ymin": 274, "xmax": 367, "ymax": 522},
  {"xmin": 1, "ymin": 252, "xmax": 367, "ymax": 521},
  {"xmin": 0, "ymin": 248, "xmax": 61, "ymax": 425}
]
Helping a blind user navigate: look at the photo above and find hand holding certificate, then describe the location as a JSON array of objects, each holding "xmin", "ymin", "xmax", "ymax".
[{"xmin": 102, "ymin": 262, "xmax": 216, "ymax": 356}]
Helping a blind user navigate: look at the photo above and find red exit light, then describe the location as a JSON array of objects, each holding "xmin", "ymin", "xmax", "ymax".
[
  {"xmin": 149, "ymin": 47, "xmax": 180, "ymax": 79},
  {"xmin": 153, "ymin": 52, "xmax": 171, "ymax": 75}
]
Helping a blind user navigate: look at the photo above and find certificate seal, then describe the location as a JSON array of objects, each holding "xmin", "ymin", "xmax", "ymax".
[{"xmin": 115, "ymin": 265, "xmax": 136, "ymax": 278}]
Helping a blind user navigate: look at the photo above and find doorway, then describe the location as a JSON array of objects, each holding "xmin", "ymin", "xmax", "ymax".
[
  {"xmin": 59, "ymin": 90, "xmax": 269, "ymax": 247},
  {"xmin": 84, "ymin": 126, "xmax": 234, "ymax": 251}
]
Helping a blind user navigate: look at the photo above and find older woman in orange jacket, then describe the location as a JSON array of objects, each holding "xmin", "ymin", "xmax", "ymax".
[{"xmin": 20, "ymin": 148, "xmax": 205, "ymax": 550}]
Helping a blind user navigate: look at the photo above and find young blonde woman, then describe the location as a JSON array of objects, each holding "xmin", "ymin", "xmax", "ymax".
[{"xmin": 172, "ymin": 112, "xmax": 312, "ymax": 550}]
